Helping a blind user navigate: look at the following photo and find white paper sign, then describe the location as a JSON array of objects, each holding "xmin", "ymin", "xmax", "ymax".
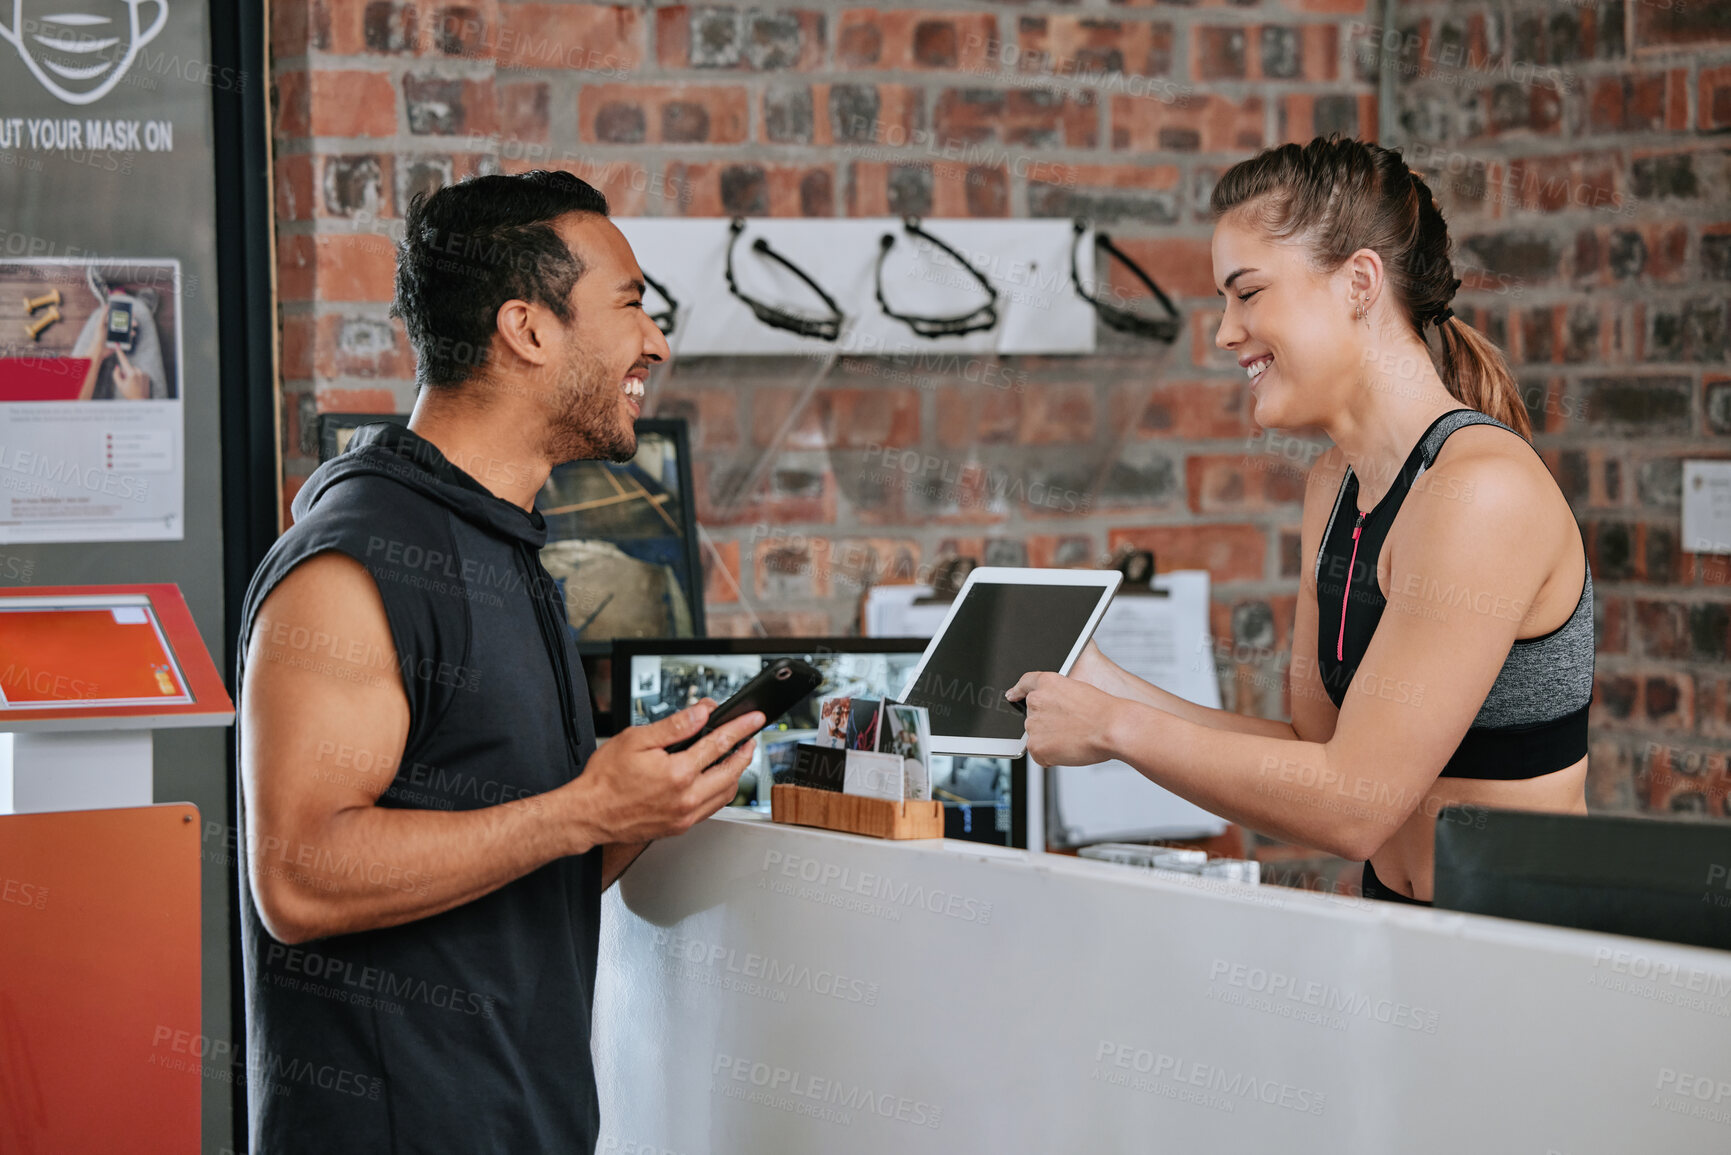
[
  {"xmin": 0, "ymin": 259, "xmax": 185, "ymax": 543},
  {"xmin": 1051, "ymin": 572, "xmax": 1228, "ymax": 843},
  {"xmin": 842, "ymin": 750, "xmax": 904, "ymax": 802},
  {"xmin": 1682, "ymin": 460, "xmax": 1731, "ymax": 554}
]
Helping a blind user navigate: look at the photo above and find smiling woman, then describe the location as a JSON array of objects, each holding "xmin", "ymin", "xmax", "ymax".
[
  {"xmin": 1210, "ymin": 137, "xmax": 1528, "ymax": 440},
  {"xmin": 1009, "ymin": 136, "xmax": 1593, "ymax": 905}
]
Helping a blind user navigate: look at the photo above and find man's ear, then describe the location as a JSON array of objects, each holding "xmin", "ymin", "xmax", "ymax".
[{"xmin": 494, "ymin": 299, "xmax": 553, "ymax": 369}]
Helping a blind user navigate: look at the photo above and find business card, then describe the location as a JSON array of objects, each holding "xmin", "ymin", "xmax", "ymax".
[{"xmin": 843, "ymin": 750, "xmax": 905, "ymax": 803}]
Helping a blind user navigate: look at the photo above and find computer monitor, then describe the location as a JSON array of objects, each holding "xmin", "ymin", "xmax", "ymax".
[
  {"xmin": 1433, "ymin": 807, "xmax": 1731, "ymax": 952},
  {"xmin": 610, "ymin": 637, "xmax": 1029, "ymax": 849}
]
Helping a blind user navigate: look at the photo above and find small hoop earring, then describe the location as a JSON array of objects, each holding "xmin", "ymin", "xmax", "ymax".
[{"xmin": 1354, "ymin": 301, "xmax": 1363, "ymax": 321}]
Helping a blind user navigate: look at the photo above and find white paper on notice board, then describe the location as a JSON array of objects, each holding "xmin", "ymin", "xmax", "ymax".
[
  {"xmin": 861, "ymin": 584, "xmax": 950, "ymax": 639},
  {"xmin": 1682, "ymin": 460, "xmax": 1731, "ymax": 554},
  {"xmin": 0, "ymin": 258, "xmax": 186, "ymax": 543},
  {"xmin": 1051, "ymin": 572, "xmax": 1228, "ymax": 843}
]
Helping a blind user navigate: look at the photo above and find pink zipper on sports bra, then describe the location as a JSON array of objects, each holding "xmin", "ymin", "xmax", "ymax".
[{"xmin": 1338, "ymin": 508, "xmax": 1366, "ymax": 662}]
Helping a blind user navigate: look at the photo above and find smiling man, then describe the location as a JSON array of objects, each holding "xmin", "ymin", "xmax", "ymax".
[{"xmin": 234, "ymin": 171, "xmax": 764, "ymax": 1153}]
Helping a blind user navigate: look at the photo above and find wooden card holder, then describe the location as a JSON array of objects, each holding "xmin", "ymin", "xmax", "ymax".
[{"xmin": 770, "ymin": 784, "xmax": 944, "ymax": 840}]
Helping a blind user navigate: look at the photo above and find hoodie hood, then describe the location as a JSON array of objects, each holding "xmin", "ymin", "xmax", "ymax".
[{"xmin": 292, "ymin": 421, "xmax": 548, "ymax": 548}]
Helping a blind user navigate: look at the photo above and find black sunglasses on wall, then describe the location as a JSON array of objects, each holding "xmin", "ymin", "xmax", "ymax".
[
  {"xmin": 875, "ymin": 217, "xmax": 1000, "ymax": 339},
  {"xmin": 724, "ymin": 217, "xmax": 845, "ymax": 342},
  {"xmin": 1070, "ymin": 219, "xmax": 1181, "ymax": 344},
  {"xmin": 641, "ymin": 268, "xmax": 678, "ymax": 338}
]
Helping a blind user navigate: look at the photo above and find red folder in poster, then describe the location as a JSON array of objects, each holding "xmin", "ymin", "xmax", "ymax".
[{"xmin": 0, "ymin": 356, "xmax": 91, "ymax": 402}]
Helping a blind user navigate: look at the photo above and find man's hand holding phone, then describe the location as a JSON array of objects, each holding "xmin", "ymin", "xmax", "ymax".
[{"xmin": 559, "ymin": 699, "xmax": 765, "ymax": 849}]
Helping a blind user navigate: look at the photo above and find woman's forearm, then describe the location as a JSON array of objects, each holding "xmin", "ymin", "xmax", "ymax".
[
  {"xmin": 1087, "ymin": 652, "xmax": 1298, "ymax": 741},
  {"xmin": 1101, "ymin": 702, "xmax": 1393, "ymax": 860}
]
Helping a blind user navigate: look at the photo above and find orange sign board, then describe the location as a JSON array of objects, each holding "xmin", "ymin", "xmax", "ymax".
[
  {"xmin": 0, "ymin": 606, "xmax": 188, "ymax": 706},
  {"xmin": 0, "ymin": 584, "xmax": 231, "ymax": 728},
  {"xmin": 0, "ymin": 804, "xmax": 201, "ymax": 1154}
]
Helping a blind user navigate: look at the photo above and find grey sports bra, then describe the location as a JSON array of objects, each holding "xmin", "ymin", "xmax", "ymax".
[{"xmin": 1314, "ymin": 408, "xmax": 1595, "ymax": 780}]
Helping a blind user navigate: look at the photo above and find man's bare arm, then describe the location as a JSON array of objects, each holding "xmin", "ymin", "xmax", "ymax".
[{"xmin": 241, "ymin": 552, "xmax": 761, "ymax": 944}]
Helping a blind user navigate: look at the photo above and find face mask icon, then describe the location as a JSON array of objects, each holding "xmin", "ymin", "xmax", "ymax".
[{"xmin": 0, "ymin": 1, "xmax": 168, "ymax": 107}]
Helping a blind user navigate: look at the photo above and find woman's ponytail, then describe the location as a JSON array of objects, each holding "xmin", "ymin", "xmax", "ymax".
[{"xmin": 1434, "ymin": 313, "xmax": 1531, "ymax": 440}]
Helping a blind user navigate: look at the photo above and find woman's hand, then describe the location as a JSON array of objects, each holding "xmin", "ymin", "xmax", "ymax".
[{"xmin": 1004, "ymin": 670, "xmax": 1120, "ymax": 767}]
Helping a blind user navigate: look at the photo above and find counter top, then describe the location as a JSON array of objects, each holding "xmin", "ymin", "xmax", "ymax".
[{"xmin": 594, "ymin": 810, "xmax": 1731, "ymax": 1154}]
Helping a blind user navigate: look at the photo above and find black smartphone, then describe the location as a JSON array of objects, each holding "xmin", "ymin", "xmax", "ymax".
[
  {"xmin": 106, "ymin": 300, "xmax": 135, "ymax": 352},
  {"xmin": 663, "ymin": 657, "xmax": 824, "ymax": 755}
]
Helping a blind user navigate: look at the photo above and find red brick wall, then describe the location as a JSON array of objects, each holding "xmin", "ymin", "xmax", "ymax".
[
  {"xmin": 268, "ymin": 2, "xmax": 1730, "ymax": 838},
  {"xmin": 1377, "ymin": 0, "xmax": 1731, "ymax": 820}
]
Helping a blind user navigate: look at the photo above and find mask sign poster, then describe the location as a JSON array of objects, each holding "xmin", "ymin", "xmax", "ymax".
[{"xmin": 0, "ymin": 0, "xmax": 214, "ymax": 544}]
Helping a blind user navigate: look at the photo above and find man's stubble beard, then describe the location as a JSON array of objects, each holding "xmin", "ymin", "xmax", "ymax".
[{"xmin": 543, "ymin": 341, "xmax": 636, "ymax": 465}]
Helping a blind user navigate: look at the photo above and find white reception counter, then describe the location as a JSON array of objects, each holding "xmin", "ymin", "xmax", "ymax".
[{"xmin": 594, "ymin": 810, "xmax": 1731, "ymax": 1154}]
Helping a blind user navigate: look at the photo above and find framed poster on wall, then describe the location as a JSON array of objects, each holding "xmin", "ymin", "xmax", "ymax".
[
  {"xmin": 0, "ymin": 258, "xmax": 184, "ymax": 541},
  {"xmin": 317, "ymin": 414, "xmax": 706, "ymax": 653},
  {"xmin": 538, "ymin": 417, "xmax": 704, "ymax": 653},
  {"xmin": 0, "ymin": 2, "xmax": 217, "ymax": 545}
]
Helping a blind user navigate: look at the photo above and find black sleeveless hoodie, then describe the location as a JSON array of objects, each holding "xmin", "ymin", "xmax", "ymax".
[{"xmin": 234, "ymin": 422, "xmax": 601, "ymax": 1154}]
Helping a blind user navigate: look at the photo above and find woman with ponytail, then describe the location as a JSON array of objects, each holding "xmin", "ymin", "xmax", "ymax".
[{"xmin": 1008, "ymin": 136, "xmax": 1593, "ymax": 904}]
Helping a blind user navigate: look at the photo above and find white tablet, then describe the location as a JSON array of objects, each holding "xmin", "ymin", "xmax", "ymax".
[{"xmin": 896, "ymin": 567, "xmax": 1123, "ymax": 757}]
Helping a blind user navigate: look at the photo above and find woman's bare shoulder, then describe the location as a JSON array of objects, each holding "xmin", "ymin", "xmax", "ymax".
[
  {"xmin": 1409, "ymin": 423, "xmax": 1567, "ymax": 554},
  {"xmin": 1423, "ymin": 423, "xmax": 1561, "ymax": 507}
]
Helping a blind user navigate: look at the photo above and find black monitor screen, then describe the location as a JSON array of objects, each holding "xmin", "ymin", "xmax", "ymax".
[
  {"xmin": 1434, "ymin": 808, "xmax": 1731, "ymax": 952},
  {"xmin": 611, "ymin": 638, "xmax": 1027, "ymax": 847},
  {"xmin": 625, "ymin": 648, "xmax": 917, "ymax": 732}
]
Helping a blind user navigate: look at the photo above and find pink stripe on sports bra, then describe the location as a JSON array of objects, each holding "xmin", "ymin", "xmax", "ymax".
[{"xmin": 1338, "ymin": 509, "xmax": 1365, "ymax": 662}]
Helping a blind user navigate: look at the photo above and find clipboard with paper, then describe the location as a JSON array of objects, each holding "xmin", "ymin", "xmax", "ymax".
[{"xmin": 1048, "ymin": 570, "xmax": 1228, "ymax": 844}]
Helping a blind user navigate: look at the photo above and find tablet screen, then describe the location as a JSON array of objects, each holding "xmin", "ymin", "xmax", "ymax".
[{"xmin": 901, "ymin": 582, "xmax": 1108, "ymax": 740}]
